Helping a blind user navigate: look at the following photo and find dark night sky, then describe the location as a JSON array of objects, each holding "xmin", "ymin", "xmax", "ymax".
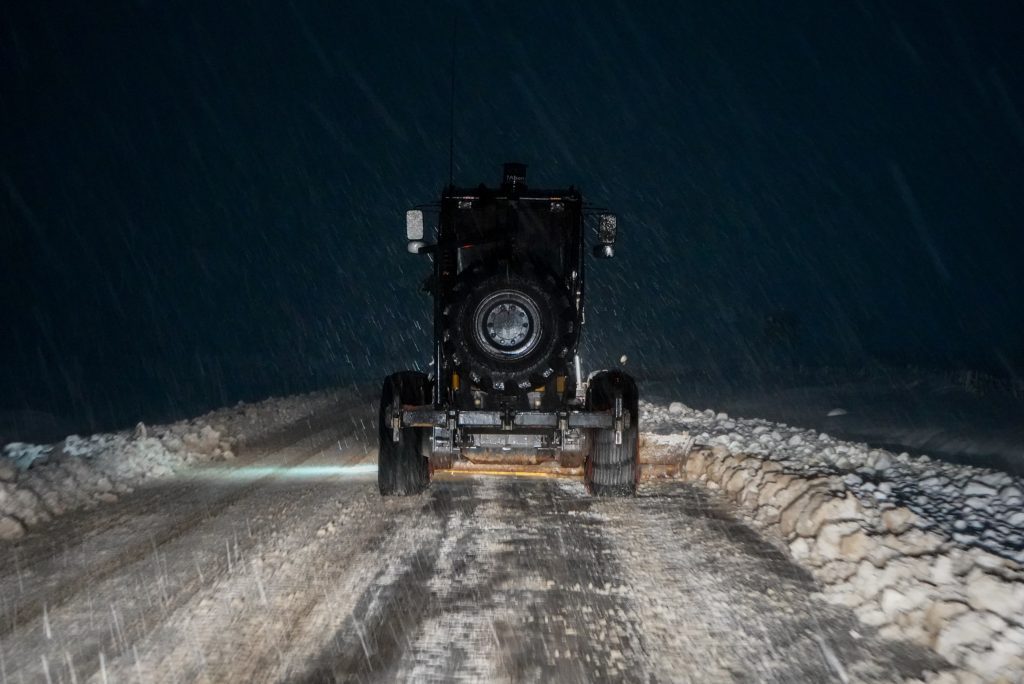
[{"xmin": 2, "ymin": 1, "xmax": 1023, "ymax": 434}]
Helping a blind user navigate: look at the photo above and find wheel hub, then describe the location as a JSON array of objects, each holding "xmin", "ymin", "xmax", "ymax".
[{"xmin": 485, "ymin": 303, "xmax": 531, "ymax": 347}]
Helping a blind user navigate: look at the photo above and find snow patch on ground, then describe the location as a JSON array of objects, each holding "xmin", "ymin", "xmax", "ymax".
[
  {"xmin": 641, "ymin": 400, "xmax": 1024, "ymax": 683},
  {"xmin": 0, "ymin": 390, "xmax": 346, "ymax": 540}
]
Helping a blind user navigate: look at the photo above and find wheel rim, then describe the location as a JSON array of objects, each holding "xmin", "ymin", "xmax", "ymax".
[{"xmin": 472, "ymin": 290, "xmax": 543, "ymax": 360}]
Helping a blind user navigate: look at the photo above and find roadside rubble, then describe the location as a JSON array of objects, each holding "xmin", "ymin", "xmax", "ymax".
[
  {"xmin": 642, "ymin": 400, "xmax": 1024, "ymax": 683},
  {"xmin": 0, "ymin": 390, "xmax": 346, "ymax": 540}
]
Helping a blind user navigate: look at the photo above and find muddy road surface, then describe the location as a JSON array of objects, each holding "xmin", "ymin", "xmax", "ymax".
[{"xmin": 0, "ymin": 397, "xmax": 942, "ymax": 683}]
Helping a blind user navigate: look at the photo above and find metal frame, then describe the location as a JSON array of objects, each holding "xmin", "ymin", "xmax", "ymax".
[{"xmin": 401, "ymin": 406, "xmax": 613, "ymax": 430}]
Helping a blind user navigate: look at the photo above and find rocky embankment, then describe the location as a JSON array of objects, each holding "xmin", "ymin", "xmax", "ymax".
[
  {"xmin": 642, "ymin": 401, "xmax": 1024, "ymax": 683},
  {"xmin": 0, "ymin": 390, "xmax": 347, "ymax": 540}
]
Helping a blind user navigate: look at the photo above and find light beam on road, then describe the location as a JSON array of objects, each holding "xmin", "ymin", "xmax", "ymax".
[{"xmin": 187, "ymin": 464, "xmax": 378, "ymax": 482}]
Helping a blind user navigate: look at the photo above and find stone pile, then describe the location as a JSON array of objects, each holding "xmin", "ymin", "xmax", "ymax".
[{"xmin": 643, "ymin": 400, "xmax": 1024, "ymax": 683}]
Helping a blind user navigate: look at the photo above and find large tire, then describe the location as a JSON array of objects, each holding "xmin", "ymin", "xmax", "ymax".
[
  {"xmin": 378, "ymin": 371, "xmax": 431, "ymax": 496},
  {"xmin": 584, "ymin": 370, "xmax": 639, "ymax": 497},
  {"xmin": 444, "ymin": 260, "xmax": 574, "ymax": 394}
]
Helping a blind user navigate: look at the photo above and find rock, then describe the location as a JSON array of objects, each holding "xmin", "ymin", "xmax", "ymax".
[
  {"xmin": 839, "ymin": 530, "xmax": 873, "ymax": 563},
  {"xmin": 871, "ymin": 452, "xmax": 893, "ymax": 472},
  {"xmin": 881, "ymin": 507, "xmax": 918, "ymax": 535},
  {"xmin": 977, "ymin": 471, "xmax": 1011, "ymax": 488},
  {"xmin": 880, "ymin": 586, "xmax": 930, "ymax": 621},
  {"xmin": 963, "ymin": 481, "xmax": 997, "ymax": 497},
  {"xmin": 198, "ymin": 425, "xmax": 221, "ymax": 453},
  {"xmin": 858, "ymin": 461, "xmax": 879, "ymax": 477},
  {"xmin": 724, "ymin": 467, "xmax": 754, "ymax": 496},
  {"xmin": 965, "ymin": 568, "xmax": 1024, "ymax": 619},
  {"xmin": 817, "ymin": 559, "xmax": 858, "ymax": 583},
  {"xmin": 133, "ymin": 422, "xmax": 147, "ymax": 440},
  {"xmin": 851, "ymin": 561, "xmax": 883, "ymax": 599},
  {"xmin": 964, "ymin": 628, "xmax": 1024, "ymax": 681},
  {"xmin": 0, "ymin": 460, "xmax": 16, "ymax": 482},
  {"xmin": 790, "ymin": 537, "xmax": 811, "ymax": 561},
  {"xmin": 964, "ymin": 496, "xmax": 990, "ymax": 511},
  {"xmin": 935, "ymin": 611, "xmax": 998, "ymax": 663},
  {"xmin": 813, "ymin": 521, "xmax": 860, "ymax": 561},
  {"xmin": 882, "ymin": 529, "xmax": 945, "ymax": 557},
  {"xmin": 684, "ymin": 451, "xmax": 708, "ymax": 480},
  {"xmin": 922, "ymin": 600, "xmax": 969, "ymax": 643},
  {"xmin": 780, "ymin": 490, "xmax": 824, "ymax": 537},
  {"xmin": 843, "ymin": 473, "xmax": 863, "ymax": 487},
  {"xmin": 822, "ymin": 587, "xmax": 863, "ymax": 608},
  {"xmin": 668, "ymin": 402, "xmax": 686, "ymax": 415},
  {"xmin": 0, "ymin": 515, "xmax": 25, "ymax": 540},
  {"xmin": 796, "ymin": 492, "xmax": 862, "ymax": 537},
  {"xmin": 854, "ymin": 604, "xmax": 887, "ymax": 627},
  {"xmin": 930, "ymin": 556, "xmax": 955, "ymax": 585}
]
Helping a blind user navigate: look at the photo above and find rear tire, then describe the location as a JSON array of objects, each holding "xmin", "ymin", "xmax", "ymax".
[
  {"xmin": 584, "ymin": 371, "xmax": 639, "ymax": 497},
  {"xmin": 378, "ymin": 371, "xmax": 431, "ymax": 496},
  {"xmin": 445, "ymin": 260, "xmax": 574, "ymax": 393}
]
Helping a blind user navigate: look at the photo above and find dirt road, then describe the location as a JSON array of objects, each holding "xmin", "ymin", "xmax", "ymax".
[{"xmin": 0, "ymin": 397, "xmax": 943, "ymax": 683}]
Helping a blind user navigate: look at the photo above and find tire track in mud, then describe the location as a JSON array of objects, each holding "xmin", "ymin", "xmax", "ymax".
[
  {"xmin": 298, "ymin": 490, "xmax": 459, "ymax": 682},
  {"xmin": 0, "ymin": 398, "xmax": 366, "ymax": 639}
]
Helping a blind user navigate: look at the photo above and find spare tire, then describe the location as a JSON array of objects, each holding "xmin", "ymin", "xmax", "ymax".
[{"xmin": 444, "ymin": 260, "xmax": 574, "ymax": 393}]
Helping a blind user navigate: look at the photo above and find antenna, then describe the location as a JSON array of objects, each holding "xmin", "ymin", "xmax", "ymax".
[{"xmin": 447, "ymin": 16, "xmax": 457, "ymax": 187}]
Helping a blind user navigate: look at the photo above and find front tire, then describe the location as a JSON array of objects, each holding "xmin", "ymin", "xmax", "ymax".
[
  {"xmin": 584, "ymin": 371, "xmax": 640, "ymax": 497},
  {"xmin": 378, "ymin": 371, "xmax": 431, "ymax": 496}
]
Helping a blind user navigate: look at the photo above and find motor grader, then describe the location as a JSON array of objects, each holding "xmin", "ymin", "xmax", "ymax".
[{"xmin": 379, "ymin": 163, "xmax": 662, "ymax": 496}]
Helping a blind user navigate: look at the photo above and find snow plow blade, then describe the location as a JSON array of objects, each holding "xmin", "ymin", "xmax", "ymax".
[{"xmin": 433, "ymin": 433, "xmax": 696, "ymax": 482}]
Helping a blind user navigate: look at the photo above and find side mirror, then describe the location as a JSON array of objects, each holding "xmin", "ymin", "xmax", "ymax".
[
  {"xmin": 593, "ymin": 213, "xmax": 617, "ymax": 258},
  {"xmin": 597, "ymin": 214, "xmax": 617, "ymax": 245},
  {"xmin": 406, "ymin": 209, "xmax": 424, "ymax": 241}
]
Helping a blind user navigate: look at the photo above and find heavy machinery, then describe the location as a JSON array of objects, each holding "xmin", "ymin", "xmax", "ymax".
[{"xmin": 379, "ymin": 163, "xmax": 644, "ymax": 496}]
